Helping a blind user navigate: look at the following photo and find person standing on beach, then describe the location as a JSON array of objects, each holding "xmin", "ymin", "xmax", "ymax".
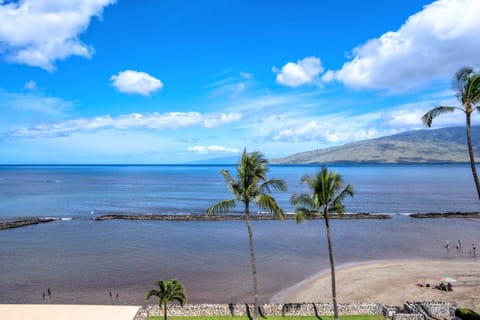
[
  {"xmin": 472, "ymin": 243, "xmax": 477, "ymax": 256},
  {"xmin": 445, "ymin": 241, "xmax": 450, "ymax": 250}
]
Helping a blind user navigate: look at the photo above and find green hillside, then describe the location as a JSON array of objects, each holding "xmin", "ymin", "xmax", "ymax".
[{"xmin": 272, "ymin": 126, "xmax": 480, "ymax": 164}]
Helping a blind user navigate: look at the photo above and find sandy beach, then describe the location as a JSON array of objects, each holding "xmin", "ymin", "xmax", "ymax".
[{"xmin": 272, "ymin": 259, "xmax": 480, "ymax": 310}]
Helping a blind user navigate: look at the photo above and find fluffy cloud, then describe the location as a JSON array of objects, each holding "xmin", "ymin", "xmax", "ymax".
[
  {"xmin": 24, "ymin": 80, "xmax": 37, "ymax": 90},
  {"xmin": 0, "ymin": 0, "xmax": 115, "ymax": 71},
  {"xmin": 10, "ymin": 111, "xmax": 242, "ymax": 138},
  {"xmin": 110, "ymin": 70, "xmax": 164, "ymax": 96},
  {"xmin": 326, "ymin": 0, "xmax": 480, "ymax": 91},
  {"xmin": 274, "ymin": 56, "xmax": 323, "ymax": 87},
  {"xmin": 187, "ymin": 145, "xmax": 239, "ymax": 154},
  {"xmin": 272, "ymin": 116, "xmax": 383, "ymax": 144}
]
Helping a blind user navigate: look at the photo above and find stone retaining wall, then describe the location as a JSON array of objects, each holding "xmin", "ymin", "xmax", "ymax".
[
  {"xmin": 134, "ymin": 302, "xmax": 386, "ymax": 319},
  {"xmin": 393, "ymin": 313, "xmax": 425, "ymax": 320},
  {"xmin": 421, "ymin": 301, "xmax": 456, "ymax": 318},
  {"xmin": 133, "ymin": 301, "xmax": 456, "ymax": 320}
]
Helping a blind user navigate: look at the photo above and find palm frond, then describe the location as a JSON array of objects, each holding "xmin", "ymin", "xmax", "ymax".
[
  {"xmin": 254, "ymin": 194, "xmax": 284, "ymax": 219},
  {"xmin": 260, "ymin": 178, "xmax": 288, "ymax": 193},
  {"xmin": 291, "ymin": 192, "xmax": 317, "ymax": 210},
  {"xmin": 146, "ymin": 289, "xmax": 160, "ymax": 300},
  {"xmin": 421, "ymin": 106, "xmax": 456, "ymax": 127},
  {"xmin": 332, "ymin": 184, "xmax": 354, "ymax": 207},
  {"xmin": 206, "ymin": 199, "xmax": 236, "ymax": 215},
  {"xmin": 294, "ymin": 207, "xmax": 320, "ymax": 224},
  {"xmin": 171, "ymin": 295, "xmax": 187, "ymax": 307},
  {"xmin": 466, "ymin": 74, "xmax": 480, "ymax": 106}
]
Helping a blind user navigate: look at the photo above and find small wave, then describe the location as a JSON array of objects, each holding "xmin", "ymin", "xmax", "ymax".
[
  {"xmin": 60, "ymin": 217, "xmax": 72, "ymax": 221},
  {"xmin": 40, "ymin": 217, "xmax": 60, "ymax": 221},
  {"xmin": 42, "ymin": 179, "xmax": 61, "ymax": 183}
]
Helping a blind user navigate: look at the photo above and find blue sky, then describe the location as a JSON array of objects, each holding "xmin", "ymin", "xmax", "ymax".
[{"xmin": 1, "ymin": 0, "xmax": 480, "ymax": 164}]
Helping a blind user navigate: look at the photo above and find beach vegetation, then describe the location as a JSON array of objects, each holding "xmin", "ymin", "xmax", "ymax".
[
  {"xmin": 422, "ymin": 66, "xmax": 480, "ymax": 200},
  {"xmin": 455, "ymin": 308, "xmax": 480, "ymax": 320},
  {"xmin": 206, "ymin": 148, "xmax": 287, "ymax": 320},
  {"xmin": 291, "ymin": 167, "xmax": 354, "ymax": 320},
  {"xmin": 146, "ymin": 278, "xmax": 187, "ymax": 320}
]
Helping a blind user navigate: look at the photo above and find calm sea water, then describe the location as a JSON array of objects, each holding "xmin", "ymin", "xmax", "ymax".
[{"xmin": 1, "ymin": 164, "xmax": 479, "ymax": 305}]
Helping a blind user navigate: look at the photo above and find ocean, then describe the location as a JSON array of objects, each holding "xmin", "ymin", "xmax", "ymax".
[{"xmin": 1, "ymin": 164, "xmax": 479, "ymax": 305}]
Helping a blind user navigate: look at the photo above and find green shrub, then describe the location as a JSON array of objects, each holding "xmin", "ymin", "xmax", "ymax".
[{"xmin": 455, "ymin": 308, "xmax": 480, "ymax": 320}]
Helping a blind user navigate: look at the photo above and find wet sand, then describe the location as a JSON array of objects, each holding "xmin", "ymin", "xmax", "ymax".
[{"xmin": 272, "ymin": 259, "xmax": 480, "ymax": 310}]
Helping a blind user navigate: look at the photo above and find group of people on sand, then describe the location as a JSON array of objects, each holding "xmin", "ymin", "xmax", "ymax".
[
  {"xmin": 42, "ymin": 288, "xmax": 51, "ymax": 301},
  {"xmin": 444, "ymin": 240, "xmax": 477, "ymax": 255},
  {"xmin": 417, "ymin": 279, "xmax": 453, "ymax": 292}
]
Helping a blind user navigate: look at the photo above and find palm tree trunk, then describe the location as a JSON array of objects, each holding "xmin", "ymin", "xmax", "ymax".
[
  {"xmin": 164, "ymin": 301, "xmax": 167, "ymax": 320},
  {"xmin": 245, "ymin": 201, "xmax": 259, "ymax": 320},
  {"xmin": 466, "ymin": 114, "xmax": 480, "ymax": 200},
  {"xmin": 324, "ymin": 211, "xmax": 339, "ymax": 320}
]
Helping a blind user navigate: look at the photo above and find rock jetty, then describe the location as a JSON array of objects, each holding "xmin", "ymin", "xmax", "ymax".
[
  {"xmin": 410, "ymin": 212, "xmax": 480, "ymax": 218},
  {"xmin": 0, "ymin": 217, "xmax": 58, "ymax": 231},
  {"xmin": 94, "ymin": 213, "xmax": 391, "ymax": 221}
]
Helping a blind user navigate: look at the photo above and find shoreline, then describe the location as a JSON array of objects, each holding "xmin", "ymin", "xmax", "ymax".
[{"xmin": 271, "ymin": 259, "xmax": 480, "ymax": 311}]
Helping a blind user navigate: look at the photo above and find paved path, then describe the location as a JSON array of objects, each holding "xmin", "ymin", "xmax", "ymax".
[{"xmin": 0, "ymin": 304, "xmax": 141, "ymax": 320}]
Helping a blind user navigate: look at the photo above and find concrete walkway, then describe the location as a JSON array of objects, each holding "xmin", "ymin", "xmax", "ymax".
[{"xmin": 0, "ymin": 304, "xmax": 141, "ymax": 320}]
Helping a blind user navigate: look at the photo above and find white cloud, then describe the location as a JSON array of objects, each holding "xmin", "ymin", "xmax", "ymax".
[
  {"xmin": 0, "ymin": 90, "xmax": 73, "ymax": 115},
  {"xmin": 240, "ymin": 72, "xmax": 252, "ymax": 79},
  {"xmin": 203, "ymin": 112, "xmax": 242, "ymax": 128},
  {"xmin": 24, "ymin": 80, "xmax": 37, "ymax": 90},
  {"xmin": 0, "ymin": 0, "xmax": 115, "ymax": 71},
  {"xmin": 271, "ymin": 115, "xmax": 384, "ymax": 144},
  {"xmin": 205, "ymin": 71, "xmax": 251, "ymax": 97},
  {"xmin": 328, "ymin": 0, "xmax": 480, "ymax": 91},
  {"xmin": 110, "ymin": 70, "xmax": 164, "ymax": 96},
  {"xmin": 274, "ymin": 56, "xmax": 324, "ymax": 87},
  {"xmin": 187, "ymin": 145, "xmax": 239, "ymax": 154},
  {"xmin": 10, "ymin": 111, "xmax": 242, "ymax": 138}
]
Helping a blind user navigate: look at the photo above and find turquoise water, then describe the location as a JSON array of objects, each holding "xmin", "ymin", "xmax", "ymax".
[{"xmin": 0, "ymin": 164, "xmax": 479, "ymax": 305}]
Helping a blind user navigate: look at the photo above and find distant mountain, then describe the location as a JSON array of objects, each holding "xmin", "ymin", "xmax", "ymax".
[{"xmin": 272, "ymin": 126, "xmax": 480, "ymax": 164}]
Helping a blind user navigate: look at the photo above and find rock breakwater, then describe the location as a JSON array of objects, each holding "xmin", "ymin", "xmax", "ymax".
[
  {"xmin": 0, "ymin": 217, "xmax": 58, "ymax": 231},
  {"xmin": 94, "ymin": 213, "xmax": 392, "ymax": 221}
]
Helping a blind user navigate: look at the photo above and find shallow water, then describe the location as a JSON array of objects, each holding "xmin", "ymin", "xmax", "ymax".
[{"xmin": 1, "ymin": 216, "xmax": 479, "ymax": 304}]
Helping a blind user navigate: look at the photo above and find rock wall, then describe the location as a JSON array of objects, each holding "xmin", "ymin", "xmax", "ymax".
[
  {"xmin": 133, "ymin": 301, "xmax": 456, "ymax": 320},
  {"xmin": 135, "ymin": 302, "xmax": 386, "ymax": 319}
]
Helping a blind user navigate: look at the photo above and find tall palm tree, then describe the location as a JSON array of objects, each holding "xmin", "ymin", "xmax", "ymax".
[
  {"xmin": 422, "ymin": 66, "xmax": 480, "ymax": 200},
  {"xmin": 206, "ymin": 149, "xmax": 287, "ymax": 320},
  {"xmin": 146, "ymin": 278, "xmax": 187, "ymax": 320},
  {"xmin": 291, "ymin": 167, "xmax": 354, "ymax": 320}
]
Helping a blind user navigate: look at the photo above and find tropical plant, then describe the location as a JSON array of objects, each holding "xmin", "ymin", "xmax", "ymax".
[
  {"xmin": 291, "ymin": 167, "xmax": 354, "ymax": 320},
  {"xmin": 422, "ymin": 66, "xmax": 480, "ymax": 200},
  {"xmin": 146, "ymin": 278, "xmax": 187, "ymax": 320},
  {"xmin": 206, "ymin": 149, "xmax": 287, "ymax": 320}
]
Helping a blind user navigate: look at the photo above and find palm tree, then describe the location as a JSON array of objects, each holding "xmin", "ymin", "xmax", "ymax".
[
  {"xmin": 206, "ymin": 149, "xmax": 287, "ymax": 320},
  {"xmin": 146, "ymin": 278, "xmax": 187, "ymax": 320},
  {"xmin": 422, "ymin": 66, "xmax": 480, "ymax": 200},
  {"xmin": 291, "ymin": 167, "xmax": 354, "ymax": 320}
]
